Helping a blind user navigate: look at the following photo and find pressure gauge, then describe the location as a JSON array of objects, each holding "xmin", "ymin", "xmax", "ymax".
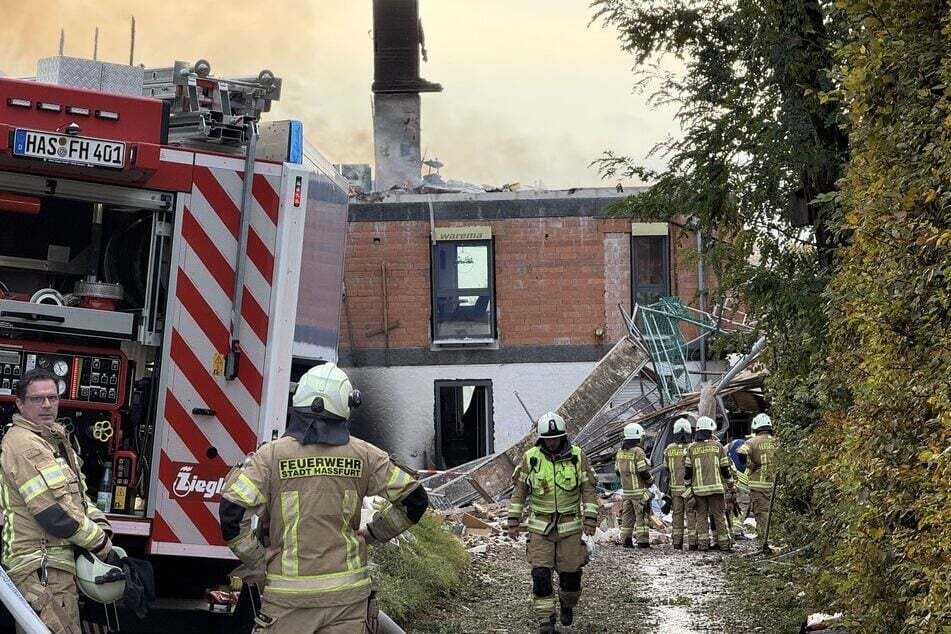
[
  {"xmin": 53, "ymin": 360, "xmax": 69, "ymax": 377},
  {"xmin": 57, "ymin": 379, "xmax": 67, "ymax": 396}
]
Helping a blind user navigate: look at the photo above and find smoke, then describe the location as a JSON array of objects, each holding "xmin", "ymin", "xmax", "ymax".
[
  {"xmin": 0, "ymin": 0, "xmax": 374, "ymax": 165},
  {"xmin": 0, "ymin": 0, "xmax": 678, "ymax": 188}
]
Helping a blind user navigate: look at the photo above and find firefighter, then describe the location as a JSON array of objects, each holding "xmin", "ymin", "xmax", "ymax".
[
  {"xmin": 218, "ymin": 362, "xmax": 429, "ymax": 633},
  {"xmin": 506, "ymin": 412, "xmax": 599, "ymax": 633},
  {"xmin": 726, "ymin": 436, "xmax": 751, "ymax": 539},
  {"xmin": 663, "ymin": 418, "xmax": 695, "ymax": 550},
  {"xmin": 615, "ymin": 422, "xmax": 654, "ymax": 548},
  {"xmin": 683, "ymin": 416, "xmax": 735, "ymax": 552},
  {"xmin": 738, "ymin": 413, "xmax": 777, "ymax": 540},
  {"xmin": 0, "ymin": 368, "xmax": 115, "ymax": 633}
]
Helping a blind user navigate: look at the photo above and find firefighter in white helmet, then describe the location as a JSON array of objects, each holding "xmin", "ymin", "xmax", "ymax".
[
  {"xmin": 684, "ymin": 416, "xmax": 735, "ymax": 551},
  {"xmin": 738, "ymin": 413, "xmax": 777, "ymax": 541},
  {"xmin": 219, "ymin": 362, "xmax": 429, "ymax": 633},
  {"xmin": 506, "ymin": 412, "xmax": 598, "ymax": 633},
  {"xmin": 615, "ymin": 422, "xmax": 654, "ymax": 548},
  {"xmin": 664, "ymin": 417, "xmax": 695, "ymax": 549},
  {"xmin": 0, "ymin": 368, "xmax": 116, "ymax": 633}
]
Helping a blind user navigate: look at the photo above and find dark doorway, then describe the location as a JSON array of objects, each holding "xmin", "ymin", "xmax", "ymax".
[{"xmin": 434, "ymin": 380, "xmax": 493, "ymax": 469}]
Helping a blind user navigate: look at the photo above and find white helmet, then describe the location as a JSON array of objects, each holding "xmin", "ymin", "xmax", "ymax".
[
  {"xmin": 76, "ymin": 546, "xmax": 127, "ymax": 604},
  {"xmin": 673, "ymin": 418, "xmax": 692, "ymax": 435},
  {"xmin": 536, "ymin": 411, "xmax": 567, "ymax": 438},
  {"xmin": 751, "ymin": 413, "xmax": 772, "ymax": 431},
  {"xmin": 293, "ymin": 363, "xmax": 361, "ymax": 420},
  {"xmin": 695, "ymin": 416, "xmax": 716, "ymax": 432},
  {"xmin": 623, "ymin": 422, "xmax": 644, "ymax": 440}
]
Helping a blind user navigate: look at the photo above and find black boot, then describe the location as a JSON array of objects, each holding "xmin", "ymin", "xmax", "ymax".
[
  {"xmin": 560, "ymin": 603, "xmax": 574, "ymax": 626},
  {"xmin": 538, "ymin": 615, "xmax": 557, "ymax": 633},
  {"xmin": 673, "ymin": 542, "xmax": 683, "ymax": 550},
  {"xmin": 637, "ymin": 542, "xmax": 650, "ymax": 548},
  {"xmin": 688, "ymin": 544, "xmax": 698, "ymax": 551},
  {"xmin": 622, "ymin": 536, "xmax": 634, "ymax": 548}
]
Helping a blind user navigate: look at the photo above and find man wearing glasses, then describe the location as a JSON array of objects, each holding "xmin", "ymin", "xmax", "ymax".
[{"xmin": 1, "ymin": 368, "xmax": 114, "ymax": 633}]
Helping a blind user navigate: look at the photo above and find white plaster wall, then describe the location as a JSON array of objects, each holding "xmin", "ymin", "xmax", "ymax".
[{"xmin": 346, "ymin": 362, "xmax": 597, "ymax": 468}]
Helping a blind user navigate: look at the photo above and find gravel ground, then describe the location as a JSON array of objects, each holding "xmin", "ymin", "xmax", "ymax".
[{"xmin": 409, "ymin": 536, "xmax": 764, "ymax": 634}]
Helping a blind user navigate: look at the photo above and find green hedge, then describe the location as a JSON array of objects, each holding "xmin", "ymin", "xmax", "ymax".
[
  {"xmin": 371, "ymin": 512, "xmax": 470, "ymax": 623},
  {"xmin": 806, "ymin": 2, "xmax": 951, "ymax": 630}
]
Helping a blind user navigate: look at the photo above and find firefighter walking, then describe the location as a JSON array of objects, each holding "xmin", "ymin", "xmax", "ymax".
[
  {"xmin": 506, "ymin": 412, "xmax": 599, "ymax": 633},
  {"xmin": 615, "ymin": 422, "xmax": 654, "ymax": 548},
  {"xmin": 663, "ymin": 418, "xmax": 695, "ymax": 550},
  {"xmin": 726, "ymin": 436, "xmax": 751, "ymax": 540},
  {"xmin": 218, "ymin": 363, "xmax": 429, "ymax": 633},
  {"xmin": 684, "ymin": 416, "xmax": 735, "ymax": 552},
  {"xmin": 0, "ymin": 368, "xmax": 116, "ymax": 633},
  {"xmin": 738, "ymin": 413, "xmax": 777, "ymax": 543}
]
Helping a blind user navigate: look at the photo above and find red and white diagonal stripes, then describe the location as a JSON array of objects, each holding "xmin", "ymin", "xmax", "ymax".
[{"xmin": 153, "ymin": 161, "xmax": 283, "ymax": 550}]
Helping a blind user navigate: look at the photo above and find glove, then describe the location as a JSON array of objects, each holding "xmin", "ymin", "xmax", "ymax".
[
  {"xmin": 93, "ymin": 517, "xmax": 113, "ymax": 538},
  {"xmin": 103, "ymin": 549, "xmax": 123, "ymax": 566},
  {"xmin": 357, "ymin": 526, "xmax": 382, "ymax": 546},
  {"xmin": 582, "ymin": 518, "xmax": 597, "ymax": 536},
  {"xmin": 506, "ymin": 518, "xmax": 520, "ymax": 540},
  {"xmin": 91, "ymin": 536, "xmax": 114, "ymax": 561}
]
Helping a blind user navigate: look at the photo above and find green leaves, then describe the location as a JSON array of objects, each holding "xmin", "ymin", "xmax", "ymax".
[
  {"xmin": 818, "ymin": 0, "xmax": 951, "ymax": 630},
  {"xmin": 594, "ymin": 0, "xmax": 950, "ymax": 630}
]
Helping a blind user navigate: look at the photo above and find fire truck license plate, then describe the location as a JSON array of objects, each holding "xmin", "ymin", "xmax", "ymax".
[{"xmin": 13, "ymin": 129, "xmax": 125, "ymax": 169}]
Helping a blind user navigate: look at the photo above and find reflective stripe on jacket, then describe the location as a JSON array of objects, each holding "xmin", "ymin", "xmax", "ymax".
[
  {"xmin": 738, "ymin": 434, "xmax": 777, "ymax": 491},
  {"xmin": 616, "ymin": 447, "xmax": 651, "ymax": 497},
  {"xmin": 684, "ymin": 439, "xmax": 731, "ymax": 495},
  {"xmin": 664, "ymin": 443, "xmax": 688, "ymax": 494},
  {"xmin": 0, "ymin": 415, "xmax": 110, "ymax": 575},
  {"xmin": 506, "ymin": 444, "xmax": 598, "ymax": 536},
  {"xmin": 221, "ymin": 435, "xmax": 420, "ymax": 608}
]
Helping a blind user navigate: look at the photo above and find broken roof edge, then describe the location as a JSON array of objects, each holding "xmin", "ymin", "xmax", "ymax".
[{"xmin": 353, "ymin": 185, "xmax": 649, "ymax": 204}]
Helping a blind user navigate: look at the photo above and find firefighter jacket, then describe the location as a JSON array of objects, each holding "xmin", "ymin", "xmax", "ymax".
[
  {"xmin": 0, "ymin": 414, "xmax": 112, "ymax": 576},
  {"xmin": 663, "ymin": 442, "xmax": 689, "ymax": 495},
  {"xmin": 738, "ymin": 433, "xmax": 777, "ymax": 492},
  {"xmin": 727, "ymin": 438, "xmax": 750, "ymax": 490},
  {"xmin": 615, "ymin": 445, "xmax": 652, "ymax": 498},
  {"xmin": 684, "ymin": 438, "xmax": 734, "ymax": 496},
  {"xmin": 220, "ymin": 435, "xmax": 423, "ymax": 608},
  {"xmin": 506, "ymin": 443, "xmax": 598, "ymax": 536}
]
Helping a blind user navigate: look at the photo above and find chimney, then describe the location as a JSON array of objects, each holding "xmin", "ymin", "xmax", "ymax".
[{"xmin": 371, "ymin": 0, "xmax": 442, "ymax": 191}]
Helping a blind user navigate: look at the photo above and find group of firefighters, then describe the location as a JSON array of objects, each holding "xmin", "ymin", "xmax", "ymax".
[
  {"xmin": 504, "ymin": 410, "xmax": 777, "ymax": 633},
  {"xmin": 4, "ymin": 361, "xmax": 775, "ymax": 633}
]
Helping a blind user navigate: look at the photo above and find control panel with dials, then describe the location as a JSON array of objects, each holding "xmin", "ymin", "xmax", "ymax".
[{"xmin": 0, "ymin": 342, "xmax": 127, "ymax": 410}]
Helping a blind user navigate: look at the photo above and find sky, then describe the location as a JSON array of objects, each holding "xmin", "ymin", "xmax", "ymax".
[{"xmin": 0, "ymin": 0, "xmax": 680, "ymax": 188}]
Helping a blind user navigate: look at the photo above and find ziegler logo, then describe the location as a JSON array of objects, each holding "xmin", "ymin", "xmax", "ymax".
[{"xmin": 172, "ymin": 465, "xmax": 226, "ymax": 500}]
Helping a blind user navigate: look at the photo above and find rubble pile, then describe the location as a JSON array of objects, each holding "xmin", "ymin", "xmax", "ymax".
[{"xmin": 435, "ymin": 492, "xmax": 677, "ymax": 556}]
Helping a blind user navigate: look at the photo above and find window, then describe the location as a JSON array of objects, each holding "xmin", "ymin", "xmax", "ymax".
[
  {"xmin": 631, "ymin": 234, "xmax": 670, "ymax": 307},
  {"xmin": 434, "ymin": 380, "xmax": 494, "ymax": 469},
  {"xmin": 431, "ymin": 239, "xmax": 496, "ymax": 342}
]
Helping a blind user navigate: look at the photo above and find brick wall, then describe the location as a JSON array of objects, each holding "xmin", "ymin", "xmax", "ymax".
[
  {"xmin": 601, "ymin": 218, "xmax": 632, "ymax": 342},
  {"xmin": 338, "ymin": 210, "xmax": 713, "ymax": 357},
  {"xmin": 340, "ymin": 221, "xmax": 432, "ymax": 350}
]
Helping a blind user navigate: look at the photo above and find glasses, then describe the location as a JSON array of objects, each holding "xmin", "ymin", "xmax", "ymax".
[{"xmin": 24, "ymin": 395, "xmax": 60, "ymax": 405}]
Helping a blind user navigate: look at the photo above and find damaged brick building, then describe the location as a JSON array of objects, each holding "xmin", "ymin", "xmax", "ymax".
[{"xmin": 338, "ymin": 188, "xmax": 717, "ymax": 469}]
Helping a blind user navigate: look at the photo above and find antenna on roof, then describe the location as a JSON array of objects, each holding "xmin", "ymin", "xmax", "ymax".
[
  {"xmin": 58, "ymin": 29, "xmax": 64, "ymax": 55},
  {"xmin": 129, "ymin": 16, "xmax": 136, "ymax": 65},
  {"xmin": 93, "ymin": 27, "xmax": 99, "ymax": 61}
]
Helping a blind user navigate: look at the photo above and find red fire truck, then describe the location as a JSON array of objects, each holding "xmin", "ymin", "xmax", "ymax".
[{"xmin": 0, "ymin": 57, "xmax": 348, "ymax": 630}]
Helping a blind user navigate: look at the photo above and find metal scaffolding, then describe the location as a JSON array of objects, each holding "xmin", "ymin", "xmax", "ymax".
[{"xmin": 628, "ymin": 296, "xmax": 753, "ymax": 405}]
